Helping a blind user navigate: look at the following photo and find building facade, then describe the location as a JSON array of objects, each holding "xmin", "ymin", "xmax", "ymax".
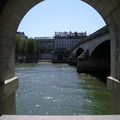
[
  {"xmin": 34, "ymin": 37, "xmax": 55, "ymax": 53},
  {"xmin": 34, "ymin": 37, "xmax": 55, "ymax": 60},
  {"xmin": 54, "ymin": 31, "xmax": 87, "ymax": 51},
  {"xmin": 52, "ymin": 31, "xmax": 87, "ymax": 62}
]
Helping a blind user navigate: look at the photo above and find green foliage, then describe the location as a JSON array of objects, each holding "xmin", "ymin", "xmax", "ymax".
[
  {"xmin": 16, "ymin": 35, "xmax": 22, "ymax": 54},
  {"xmin": 25, "ymin": 39, "xmax": 36, "ymax": 55},
  {"xmin": 15, "ymin": 35, "xmax": 37, "ymax": 56}
]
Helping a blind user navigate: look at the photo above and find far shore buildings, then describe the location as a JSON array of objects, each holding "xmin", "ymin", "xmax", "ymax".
[
  {"xmin": 53, "ymin": 31, "xmax": 87, "ymax": 62},
  {"xmin": 34, "ymin": 31, "xmax": 87, "ymax": 62},
  {"xmin": 16, "ymin": 31, "xmax": 87, "ymax": 61},
  {"xmin": 34, "ymin": 31, "xmax": 87, "ymax": 52},
  {"xmin": 54, "ymin": 31, "xmax": 87, "ymax": 50},
  {"xmin": 34, "ymin": 37, "xmax": 54, "ymax": 53},
  {"xmin": 34, "ymin": 31, "xmax": 87, "ymax": 61},
  {"xmin": 34, "ymin": 37, "xmax": 55, "ymax": 60}
]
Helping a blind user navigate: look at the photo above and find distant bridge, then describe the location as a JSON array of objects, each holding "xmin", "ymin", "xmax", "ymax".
[
  {"xmin": 68, "ymin": 26, "xmax": 110, "ymax": 73},
  {"xmin": 71, "ymin": 26, "xmax": 110, "ymax": 58}
]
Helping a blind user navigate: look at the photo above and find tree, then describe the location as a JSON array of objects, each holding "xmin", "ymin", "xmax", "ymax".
[{"xmin": 15, "ymin": 35, "xmax": 39, "ymax": 63}]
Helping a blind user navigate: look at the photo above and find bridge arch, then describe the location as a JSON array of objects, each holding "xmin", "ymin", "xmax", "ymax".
[
  {"xmin": 0, "ymin": 0, "xmax": 119, "ymax": 79},
  {"xmin": 57, "ymin": 54, "xmax": 63, "ymax": 61},
  {"xmin": 75, "ymin": 48, "xmax": 84, "ymax": 58},
  {"xmin": 0, "ymin": 0, "xmax": 120, "ymax": 114},
  {"xmin": 91, "ymin": 40, "xmax": 110, "ymax": 60},
  {"xmin": 72, "ymin": 26, "xmax": 110, "ymax": 57}
]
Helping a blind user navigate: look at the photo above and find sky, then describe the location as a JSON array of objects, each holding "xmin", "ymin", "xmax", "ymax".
[{"xmin": 17, "ymin": 0, "xmax": 106, "ymax": 38}]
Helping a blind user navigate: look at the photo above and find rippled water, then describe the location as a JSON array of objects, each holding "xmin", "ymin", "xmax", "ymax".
[{"xmin": 16, "ymin": 63, "xmax": 112, "ymax": 115}]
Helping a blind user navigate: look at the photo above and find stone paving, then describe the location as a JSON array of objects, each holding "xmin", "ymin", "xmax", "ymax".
[{"xmin": 0, "ymin": 115, "xmax": 120, "ymax": 120}]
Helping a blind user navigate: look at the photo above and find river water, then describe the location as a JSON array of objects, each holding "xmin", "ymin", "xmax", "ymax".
[{"xmin": 15, "ymin": 62, "xmax": 112, "ymax": 115}]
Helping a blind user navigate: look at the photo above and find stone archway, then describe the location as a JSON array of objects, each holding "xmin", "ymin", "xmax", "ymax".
[
  {"xmin": 0, "ymin": 0, "xmax": 120, "ymax": 114},
  {"xmin": 91, "ymin": 40, "xmax": 110, "ymax": 59},
  {"xmin": 90, "ymin": 40, "xmax": 110, "ymax": 73},
  {"xmin": 75, "ymin": 48, "xmax": 84, "ymax": 58}
]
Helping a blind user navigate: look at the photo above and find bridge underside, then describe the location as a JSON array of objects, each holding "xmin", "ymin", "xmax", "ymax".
[
  {"xmin": 0, "ymin": 0, "xmax": 120, "ymax": 114},
  {"xmin": 77, "ymin": 40, "xmax": 111, "ymax": 73},
  {"xmin": 68, "ymin": 48, "xmax": 84, "ymax": 66}
]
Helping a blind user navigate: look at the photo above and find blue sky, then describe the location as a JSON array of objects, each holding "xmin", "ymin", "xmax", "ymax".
[{"xmin": 17, "ymin": 0, "xmax": 106, "ymax": 38}]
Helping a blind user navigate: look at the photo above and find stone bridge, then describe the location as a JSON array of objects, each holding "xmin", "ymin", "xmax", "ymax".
[
  {"xmin": 71, "ymin": 26, "xmax": 110, "ymax": 57},
  {"xmin": 0, "ymin": 0, "xmax": 120, "ymax": 116},
  {"xmin": 68, "ymin": 26, "xmax": 110, "ymax": 70}
]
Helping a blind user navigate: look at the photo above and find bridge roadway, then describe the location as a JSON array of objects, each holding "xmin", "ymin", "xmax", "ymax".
[{"xmin": 1, "ymin": 115, "xmax": 120, "ymax": 120}]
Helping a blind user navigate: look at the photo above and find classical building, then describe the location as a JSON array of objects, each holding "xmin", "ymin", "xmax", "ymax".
[
  {"xmin": 34, "ymin": 37, "xmax": 55, "ymax": 60},
  {"xmin": 52, "ymin": 31, "xmax": 87, "ymax": 62},
  {"xmin": 54, "ymin": 31, "xmax": 87, "ymax": 51},
  {"xmin": 34, "ymin": 37, "xmax": 55, "ymax": 53}
]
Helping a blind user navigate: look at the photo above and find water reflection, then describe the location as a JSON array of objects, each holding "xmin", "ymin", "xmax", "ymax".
[{"xmin": 16, "ymin": 63, "xmax": 111, "ymax": 115}]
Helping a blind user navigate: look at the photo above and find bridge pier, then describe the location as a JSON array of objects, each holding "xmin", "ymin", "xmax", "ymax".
[
  {"xmin": 0, "ymin": 77, "xmax": 18, "ymax": 115},
  {"xmin": 107, "ymin": 77, "xmax": 120, "ymax": 114},
  {"xmin": 68, "ymin": 55, "xmax": 77, "ymax": 66},
  {"xmin": 68, "ymin": 59, "xmax": 77, "ymax": 66},
  {"xmin": 0, "ymin": 35, "xmax": 19, "ymax": 115},
  {"xmin": 77, "ymin": 58, "xmax": 110, "ymax": 73}
]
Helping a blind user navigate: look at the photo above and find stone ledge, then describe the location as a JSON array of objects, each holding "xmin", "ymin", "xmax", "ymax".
[
  {"xmin": 0, "ymin": 77, "xmax": 19, "ymax": 101},
  {"xmin": 107, "ymin": 76, "xmax": 120, "ymax": 83},
  {"xmin": 0, "ymin": 115, "xmax": 120, "ymax": 120},
  {"xmin": 107, "ymin": 76, "xmax": 120, "ymax": 113},
  {"xmin": 107, "ymin": 76, "xmax": 120, "ymax": 96},
  {"xmin": 4, "ymin": 77, "xmax": 18, "ymax": 84}
]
